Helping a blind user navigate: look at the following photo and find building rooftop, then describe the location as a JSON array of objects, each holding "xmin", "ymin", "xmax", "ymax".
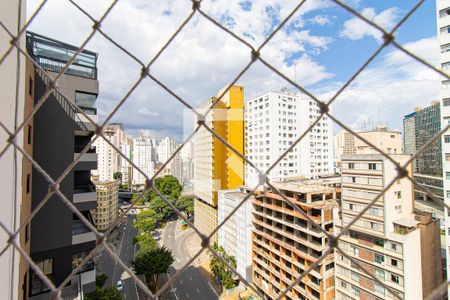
[{"xmin": 26, "ymin": 31, "xmax": 98, "ymax": 79}]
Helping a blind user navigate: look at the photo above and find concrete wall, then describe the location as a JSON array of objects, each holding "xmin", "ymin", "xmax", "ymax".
[{"xmin": 0, "ymin": 1, "xmax": 26, "ymax": 298}]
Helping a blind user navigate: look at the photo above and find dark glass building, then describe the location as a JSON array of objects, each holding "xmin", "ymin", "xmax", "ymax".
[{"xmin": 26, "ymin": 32, "xmax": 98, "ymax": 299}]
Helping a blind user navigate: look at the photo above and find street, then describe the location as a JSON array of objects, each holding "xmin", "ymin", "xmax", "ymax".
[
  {"xmin": 160, "ymin": 220, "xmax": 219, "ymax": 300},
  {"xmin": 97, "ymin": 214, "xmax": 141, "ymax": 299}
]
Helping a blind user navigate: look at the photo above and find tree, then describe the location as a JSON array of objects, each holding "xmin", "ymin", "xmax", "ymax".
[
  {"xmin": 95, "ymin": 272, "xmax": 108, "ymax": 288},
  {"xmin": 210, "ymin": 243, "xmax": 239, "ymax": 290},
  {"xmin": 85, "ymin": 287, "xmax": 122, "ymax": 300},
  {"xmin": 113, "ymin": 171, "xmax": 122, "ymax": 180},
  {"xmin": 175, "ymin": 196, "xmax": 194, "ymax": 218},
  {"xmin": 149, "ymin": 196, "xmax": 174, "ymax": 221},
  {"xmin": 155, "ymin": 175, "xmax": 182, "ymax": 199},
  {"xmin": 134, "ymin": 209, "xmax": 157, "ymax": 233},
  {"xmin": 134, "ymin": 233, "xmax": 158, "ymax": 254},
  {"xmin": 132, "ymin": 246, "xmax": 174, "ymax": 292}
]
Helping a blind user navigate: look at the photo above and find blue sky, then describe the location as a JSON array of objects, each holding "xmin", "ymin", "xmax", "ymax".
[{"xmin": 26, "ymin": 0, "xmax": 440, "ymax": 140}]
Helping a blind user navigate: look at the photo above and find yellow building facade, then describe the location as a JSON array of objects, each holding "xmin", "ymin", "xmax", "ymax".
[
  {"xmin": 92, "ymin": 180, "xmax": 119, "ymax": 231},
  {"xmin": 194, "ymin": 85, "xmax": 244, "ymax": 242}
]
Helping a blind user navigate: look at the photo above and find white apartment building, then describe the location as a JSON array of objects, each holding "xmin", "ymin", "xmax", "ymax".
[
  {"xmin": 437, "ymin": 0, "xmax": 450, "ymax": 283},
  {"xmin": 170, "ymin": 154, "xmax": 183, "ymax": 184},
  {"xmin": 94, "ymin": 126, "xmax": 117, "ymax": 181},
  {"xmin": 335, "ymin": 154, "xmax": 442, "ymax": 300},
  {"xmin": 218, "ymin": 188, "xmax": 254, "ymax": 281},
  {"xmin": 132, "ymin": 136, "xmax": 156, "ymax": 186},
  {"xmin": 120, "ymin": 141, "xmax": 132, "ymax": 184},
  {"xmin": 245, "ymin": 90, "xmax": 334, "ymax": 186},
  {"xmin": 157, "ymin": 136, "xmax": 178, "ymax": 164}
]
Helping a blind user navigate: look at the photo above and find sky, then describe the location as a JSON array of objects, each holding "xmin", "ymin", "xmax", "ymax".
[{"xmin": 25, "ymin": 0, "xmax": 440, "ymax": 142}]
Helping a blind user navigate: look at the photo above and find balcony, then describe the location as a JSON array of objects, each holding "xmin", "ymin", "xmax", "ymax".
[
  {"xmin": 73, "ymin": 183, "xmax": 96, "ymax": 204},
  {"xmin": 72, "ymin": 219, "xmax": 96, "ymax": 245},
  {"xmin": 26, "ymin": 31, "xmax": 98, "ymax": 79}
]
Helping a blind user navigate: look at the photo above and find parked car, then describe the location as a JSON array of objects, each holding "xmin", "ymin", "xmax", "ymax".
[{"xmin": 117, "ymin": 280, "xmax": 124, "ymax": 292}]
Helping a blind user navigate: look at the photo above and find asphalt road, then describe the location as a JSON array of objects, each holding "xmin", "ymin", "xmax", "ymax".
[
  {"xmin": 160, "ymin": 220, "xmax": 218, "ymax": 300},
  {"xmin": 98, "ymin": 214, "xmax": 140, "ymax": 299}
]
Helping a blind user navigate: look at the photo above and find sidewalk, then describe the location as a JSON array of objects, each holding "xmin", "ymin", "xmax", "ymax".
[{"xmin": 185, "ymin": 233, "xmax": 222, "ymax": 297}]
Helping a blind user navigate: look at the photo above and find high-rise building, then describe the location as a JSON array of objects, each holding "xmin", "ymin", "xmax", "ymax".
[
  {"xmin": 26, "ymin": 32, "xmax": 99, "ymax": 297},
  {"xmin": 334, "ymin": 126, "xmax": 402, "ymax": 158},
  {"xmin": 132, "ymin": 135, "xmax": 156, "ymax": 186},
  {"xmin": 92, "ymin": 180, "xmax": 118, "ymax": 231},
  {"xmin": 437, "ymin": 1, "xmax": 450, "ymax": 282},
  {"xmin": 218, "ymin": 188, "xmax": 254, "ymax": 281},
  {"xmin": 170, "ymin": 154, "xmax": 183, "ymax": 184},
  {"xmin": 157, "ymin": 136, "xmax": 178, "ymax": 164},
  {"xmin": 0, "ymin": 2, "xmax": 27, "ymax": 298},
  {"xmin": 335, "ymin": 154, "xmax": 442, "ymax": 300},
  {"xmin": 194, "ymin": 85, "xmax": 244, "ymax": 243},
  {"xmin": 119, "ymin": 140, "xmax": 133, "ymax": 186},
  {"xmin": 245, "ymin": 90, "xmax": 334, "ymax": 187},
  {"xmin": 251, "ymin": 180, "xmax": 339, "ymax": 300},
  {"xmin": 95, "ymin": 126, "xmax": 117, "ymax": 181},
  {"xmin": 403, "ymin": 103, "xmax": 444, "ymax": 225}
]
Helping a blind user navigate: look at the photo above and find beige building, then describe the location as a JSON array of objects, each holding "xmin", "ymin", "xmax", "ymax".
[
  {"xmin": 334, "ymin": 126, "xmax": 402, "ymax": 171},
  {"xmin": 335, "ymin": 154, "xmax": 442, "ymax": 300},
  {"xmin": 92, "ymin": 180, "xmax": 119, "ymax": 231},
  {"xmin": 193, "ymin": 85, "xmax": 244, "ymax": 243},
  {"xmin": 252, "ymin": 180, "xmax": 340, "ymax": 300}
]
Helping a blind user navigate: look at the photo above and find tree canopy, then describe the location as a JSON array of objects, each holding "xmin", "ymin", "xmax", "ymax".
[
  {"xmin": 210, "ymin": 243, "xmax": 239, "ymax": 290},
  {"xmin": 132, "ymin": 246, "xmax": 174, "ymax": 292},
  {"xmin": 113, "ymin": 171, "xmax": 122, "ymax": 180},
  {"xmin": 175, "ymin": 196, "xmax": 194, "ymax": 218}
]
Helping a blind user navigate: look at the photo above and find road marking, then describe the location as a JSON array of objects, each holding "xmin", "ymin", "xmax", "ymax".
[
  {"xmin": 208, "ymin": 281, "xmax": 220, "ymax": 297},
  {"xmin": 185, "ymin": 292, "xmax": 190, "ymax": 298},
  {"xmin": 196, "ymin": 288, "xmax": 200, "ymax": 294},
  {"xmin": 180, "ymin": 280, "xmax": 183, "ymax": 285},
  {"xmin": 189, "ymin": 276, "xmax": 193, "ymax": 281}
]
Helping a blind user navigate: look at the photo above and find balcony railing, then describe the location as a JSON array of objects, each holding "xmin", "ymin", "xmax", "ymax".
[
  {"xmin": 74, "ymin": 145, "xmax": 96, "ymax": 153},
  {"xmin": 73, "ymin": 182, "xmax": 96, "ymax": 194}
]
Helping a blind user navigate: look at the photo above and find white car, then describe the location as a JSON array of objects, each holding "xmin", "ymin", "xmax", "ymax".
[{"xmin": 117, "ymin": 280, "xmax": 124, "ymax": 292}]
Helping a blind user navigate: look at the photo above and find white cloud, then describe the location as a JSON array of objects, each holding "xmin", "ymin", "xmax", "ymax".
[
  {"xmin": 321, "ymin": 37, "xmax": 439, "ymax": 131},
  {"xmin": 26, "ymin": 0, "xmax": 335, "ymax": 140},
  {"xmin": 340, "ymin": 7, "xmax": 400, "ymax": 42},
  {"xmin": 308, "ymin": 15, "xmax": 332, "ymax": 26}
]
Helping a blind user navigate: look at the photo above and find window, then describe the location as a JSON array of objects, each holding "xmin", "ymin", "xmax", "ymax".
[
  {"xmin": 374, "ymin": 239, "xmax": 384, "ymax": 247},
  {"xmin": 348, "ymin": 163, "xmax": 354, "ymax": 169},
  {"xmin": 446, "ymin": 154, "xmax": 450, "ymax": 162},
  {"xmin": 351, "ymin": 271, "xmax": 360, "ymax": 282},
  {"xmin": 26, "ymin": 174, "xmax": 31, "ymax": 194},
  {"xmin": 391, "ymin": 274, "xmax": 400, "ymax": 284},
  {"xmin": 444, "ymin": 98, "xmax": 450, "ymax": 106},
  {"xmin": 75, "ymin": 92, "xmax": 97, "ymax": 115},
  {"xmin": 395, "ymin": 191, "xmax": 401, "ymax": 199},
  {"xmin": 369, "ymin": 163, "xmax": 377, "ymax": 170},
  {"xmin": 443, "ymin": 62, "xmax": 450, "ymax": 71},
  {"xmin": 440, "ymin": 8, "xmax": 450, "ymax": 18},
  {"xmin": 351, "ymin": 286, "xmax": 360, "ymax": 297},
  {"xmin": 443, "ymin": 80, "xmax": 450, "ymax": 88},
  {"xmin": 440, "ymin": 26, "xmax": 450, "ymax": 34},
  {"xmin": 25, "ymin": 224, "xmax": 29, "ymax": 244},
  {"xmin": 27, "ymin": 125, "xmax": 32, "ymax": 145},
  {"xmin": 391, "ymin": 259, "xmax": 398, "ymax": 267},
  {"xmin": 28, "ymin": 77, "xmax": 33, "ymax": 97},
  {"xmin": 447, "ymin": 173, "xmax": 450, "ymax": 180},
  {"xmin": 375, "ymin": 268, "xmax": 385, "ymax": 280},
  {"xmin": 72, "ymin": 251, "xmax": 94, "ymax": 273},
  {"xmin": 30, "ymin": 259, "xmax": 53, "ymax": 296},
  {"xmin": 442, "ymin": 43, "xmax": 450, "ymax": 53},
  {"xmin": 375, "ymin": 282, "xmax": 385, "ymax": 295},
  {"xmin": 374, "ymin": 253, "xmax": 384, "ymax": 265},
  {"xmin": 391, "ymin": 243, "xmax": 398, "ymax": 251},
  {"xmin": 446, "ymin": 136, "xmax": 450, "ymax": 143}
]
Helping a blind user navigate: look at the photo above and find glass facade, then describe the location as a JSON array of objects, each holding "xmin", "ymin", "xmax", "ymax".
[
  {"xmin": 26, "ymin": 31, "xmax": 97, "ymax": 79},
  {"xmin": 75, "ymin": 92, "xmax": 97, "ymax": 115}
]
